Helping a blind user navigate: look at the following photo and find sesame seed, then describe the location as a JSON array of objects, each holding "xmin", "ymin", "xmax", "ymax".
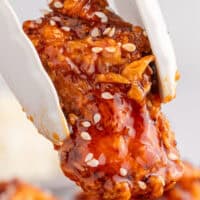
[
  {"xmin": 103, "ymin": 27, "xmax": 111, "ymax": 35},
  {"xmin": 91, "ymin": 27, "xmax": 101, "ymax": 37},
  {"xmin": 122, "ymin": 43, "xmax": 136, "ymax": 52},
  {"xmin": 85, "ymin": 153, "xmax": 94, "ymax": 162},
  {"xmin": 93, "ymin": 113, "xmax": 101, "ymax": 124},
  {"xmin": 81, "ymin": 121, "xmax": 91, "ymax": 128},
  {"xmin": 101, "ymin": 92, "xmax": 113, "ymax": 100},
  {"xmin": 138, "ymin": 181, "xmax": 147, "ymax": 190},
  {"xmin": 108, "ymin": 27, "xmax": 116, "ymax": 37},
  {"xmin": 158, "ymin": 176, "xmax": 165, "ymax": 186},
  {"xmin": 117, "ymin": 42, "xmax": 122, "ymax": 47},
  {"xmin": 92, "ymin": 47, "xmax": 103, "ymax": 53},
  {"xmin": 61, "ymin": 26, "xmax": 71, "ymax": 32},
  {"xmin": 143, "ymin": 30, "xmax": 148, "ymax": 37},
  {"xmin": 120, "ymin": 168, "xmax": 128, "ymax": 177},
  {"xmin": 66, "ymin": 57, "xmax": 77, "ymax": 70},
  {"xmin": 50, "ymin": 20, "xmax": 56, "ymax": 26},
  {"xmin": 51, "ymin": 16, "xmax": 61, "ymax": 22},
  {"xmin": 36, "ymin": 18, "xmax": 42, "ymax": 24},
  {"xmin": 80, "ymin": 131, "xmax": 92, "ymax": 141},
  {"xmin": 54, "ymin": 1, "xmax": 63, "ymax": 8},
  {"xmin": 29, "ymin": 22, "xmax": 35, "ymax": 29},
  {"xmin": 87, "ymin": 159, "xmax": 99, "ymax": 167},
  {"xmin": 105, "ymin": 47, "xmax": 116, "ymax": 53},
  {"xmin": 40, "ymin": 9, "xmax": 52, "ymax": 15},
  {"xmin": 94, "ymin": 12, "xmax": 108, "ymax": 23},
  {"xmin": 168, "ymin": 152, "xmax": 179, "ymax": 161}
]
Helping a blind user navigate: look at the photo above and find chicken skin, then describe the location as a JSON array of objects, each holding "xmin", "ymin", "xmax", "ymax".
[
  {"xmin": 23, "ymin": 0, "xmax": 183, "ymax": 199},
  {"xmin": 0, "ymin": 179, "xmax": 56, "ymax": 200}
]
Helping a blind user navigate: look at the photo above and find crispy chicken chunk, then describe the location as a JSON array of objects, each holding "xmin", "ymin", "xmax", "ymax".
[
  {"xmin": 159, "ymin": 162, "xmax": 200, "ymax": 200},
  {"xmin": 23, "ymin": 0, "xmax": 183, "ymax": 199},
  {"xmin": 0, "ymin": 179, "xmax": 56, "ymax": 200},
  {"xmin": 77, "ymin": 163, "xmax": 200, "ymax": 200}
]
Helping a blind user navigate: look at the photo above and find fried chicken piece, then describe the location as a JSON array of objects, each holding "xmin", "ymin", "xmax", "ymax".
[
  {"xmin": 0, "ymin": 179, "xmax": 56, "ymax": 200},
  {"xmin": 77, "ymin": 162, "xmax": 200, "ymax": 200},
  {"xmin": 23, "ymin": 0, "xmax": 183, "ymax": 199},
  {"xmin": 159, "ymin": 162, "xmax": 200, "ymax": 200}
]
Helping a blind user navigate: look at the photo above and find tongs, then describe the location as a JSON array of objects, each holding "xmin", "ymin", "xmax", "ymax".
[{"xmin": 0, "ymin": 0, "xmax": 178, "ymax": 145}]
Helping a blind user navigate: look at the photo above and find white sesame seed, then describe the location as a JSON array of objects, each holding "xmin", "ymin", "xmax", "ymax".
[
  {"xmin": 87, "ymin": 159, "xmax": 99, "ymax": 167},
  {"xmin": 101, "ymin": 92, "xmax": 113, "ymax": 100},
  {"xmin": 138, "ymin": 181, "xmax": 147, "ymax": 190},
  {"xmin": 51, "ymin": 16, "xmax": 61, "ymax": 22},
  {"xmin": 143, "ymin": 30, "xmax": 148, "ymax": 37},
  {"xmin": 120, "ymin": 168, "xmax": 128, "ymax": 177},
  {"xmin": 50, "ymin": 20, "xmax": 56, "ymax": 26},
  {"xmin": 117, "ymin": 42, "xmax": 122, "ymax": 47},
  {"xmin": 108, "ymin": 27, "xmax": 116, "ymax": 37},
  {"xmin": 103, "ymin": 27, "xmax": 111, "ymax": 35},
  {"xmin": 36, "ymin": 18, "xmax": 42, "ymax": 24},
  {"xmin": 158, "ymin": 176, "xmax": 165, "ymax": 186},
  {"xmin": 40, "ymin": 9, "xmax": 52, "ymax": 15},
  {"xmin": 91, "ymin": 27, "xmax": 101, "ymax": 37},
  {"xmin": 82, "ymin": 121, "xmax": 91, "ymax": 128},
  {"xmin": 54, "ymin": 1, "xmax": 63, "ymax": 9},
  {"xmin": 66, "ymin": 57, "xmax": 77, "ymax": 70},
  {"xmin": 122, "ymin": 43, "xmax": 136, "ymax": 52},
  {"xmin": 105, "ymin": 47, "xmax": 116, "ymax": 53},
  {"xmin": 80, "ymin": 131, "xmax": 92, "ymax": 141},
  {"xmin": 29, "ymin": 22, "xmax": 35, "ymax": 29},
  {"xmin": 92, "ymin": 47, "xmax": 103, "ymax": 53},
  {"xmin": 85, "ymin": 153, "xmax": 94, "ymax": 162},
  {"xmin": 168, "ymin": 152, "xmax": 179, "ymax": 161},
  {"xmin": 94, "ymin": 12, "xmax": 108, "ymax": 23},
  {"xmin": 61, "ymin": 26, "xmax": 71, "ymax": 32},
  {"xmin": 93, "ymin": 113, "xmax": 101, "ymax": 124}
]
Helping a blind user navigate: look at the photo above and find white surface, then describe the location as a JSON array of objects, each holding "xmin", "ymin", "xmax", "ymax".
[{"xmin": 6, "ymin": 0, "xmax": 200, "ymax": 166}]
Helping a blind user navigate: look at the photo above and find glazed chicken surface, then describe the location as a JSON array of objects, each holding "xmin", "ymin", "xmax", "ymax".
[
  {"xmin": 23, "ymin": 0, "xmax": 183, "ymax": 199},
  {"xmin": 0, "ymin": 179, "xmax": 56, "ymax": 200},
  {"xmin": 159, "ymin": 162, "xmax": 200, "ymax": 200},
  {"xmin": 77, "ymin": 162, "xmax": 200, "ymax": 200}
]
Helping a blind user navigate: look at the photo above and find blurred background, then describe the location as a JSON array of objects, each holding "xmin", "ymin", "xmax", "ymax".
[{"xmin": 0, "ymin": 0, "xmax": 200, "ymax": 198}]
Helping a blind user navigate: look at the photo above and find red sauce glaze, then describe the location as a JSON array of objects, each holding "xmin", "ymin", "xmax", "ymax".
[
  {"xmin": 0, "ymin": 179, "xmax": 56, "ymax": 200},
  {"xmin": 77, "ymin": 161, "xmax": 200, "ymax": 200},
  {"xmin": 159, "ymin": 162, "xmax": 200, "ymax": 200},
  {"xmin": 23, "ymin": 0, "xmax": 183, "ymax": 199}
]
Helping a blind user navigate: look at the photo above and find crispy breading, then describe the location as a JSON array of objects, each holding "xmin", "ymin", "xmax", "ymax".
[{"xmin": 23, "ymin": 0, "xmax": 183, "ymax": 199}]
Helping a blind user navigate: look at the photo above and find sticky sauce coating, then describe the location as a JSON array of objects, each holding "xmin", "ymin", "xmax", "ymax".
[
  {"xmin": 23, "ymin": 0, "xmax": 183, "ymax": 199},
  {"xmin": 0, "ymin": 179, "xmax": 56, "ymax": 200},
  {"xmin": 77, "ymin": 162, "xmax": 200, "ymax": 200},
  {"xmin": 159, "ymin": 162, "xmax": 200, "ymax": 200}
]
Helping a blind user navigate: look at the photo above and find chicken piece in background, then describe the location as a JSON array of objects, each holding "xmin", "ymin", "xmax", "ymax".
[
  {"xmin": 0, "ymin": 179, "xmax": 56, "ymax": 200},
  {"xmin": 159, "ymin": 162, "xmax": 200, "ymax": 200}
]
